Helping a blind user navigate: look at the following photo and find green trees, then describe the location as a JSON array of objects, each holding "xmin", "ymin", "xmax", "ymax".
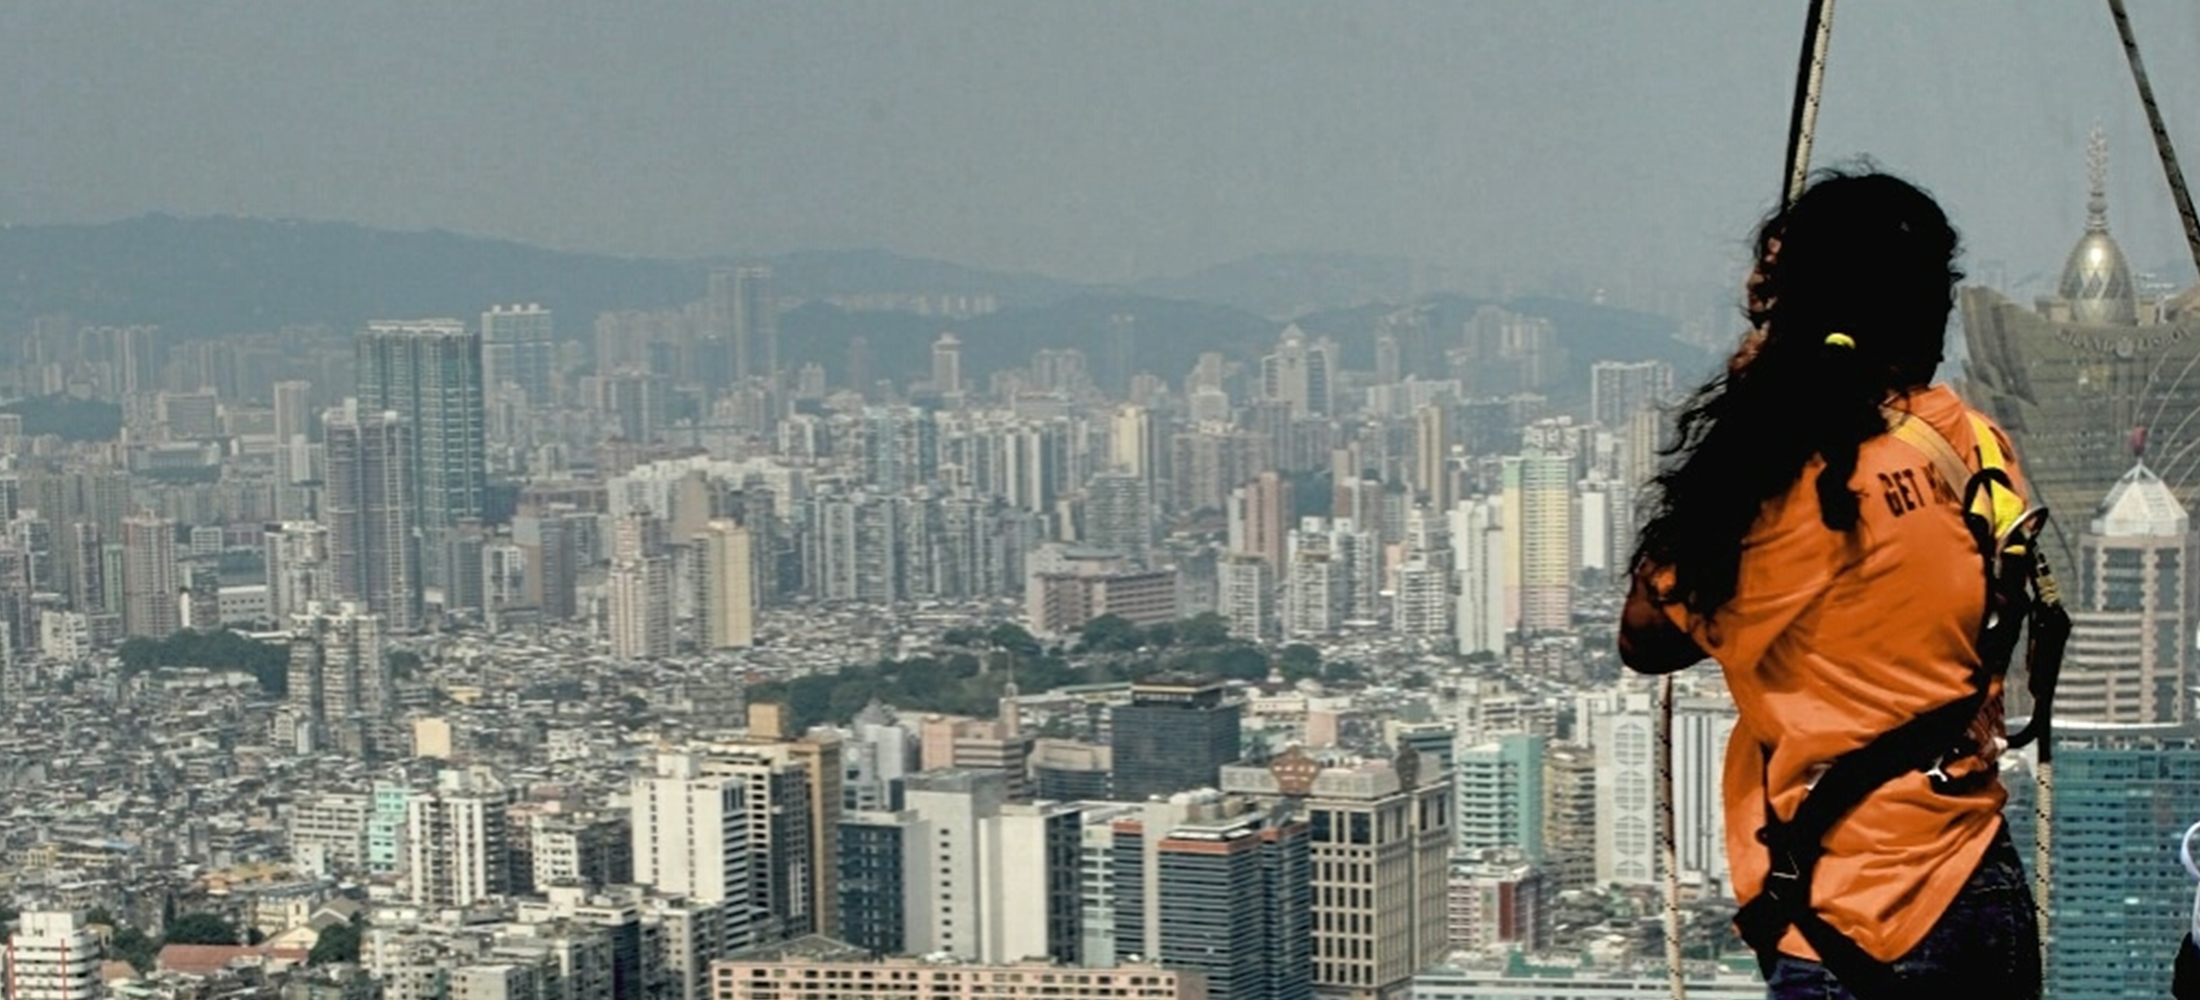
[
  {"xmin": 1077, "ymin": 614, "xmax": 1143, "ymax": 653},
  {"xmin": 308, "ymin": 920, "xmax": 363, "ymax": 965},
  {"xmin": 161, "ymin": 912, "xmax": 243, "ymax": 945},
  {"xmin": 83, "ymin": 908, "xmax": 177, "ymax": 973},
  {"xmin": 117, "ymin": 630, "xmax": 289, "ymax": 695}
]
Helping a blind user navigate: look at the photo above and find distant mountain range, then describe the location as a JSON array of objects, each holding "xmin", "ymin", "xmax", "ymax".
[
  {"xmin": 1129, "ymin": 250, "xmax": 1418, "ymax": 319},
  {"xmin": 0, "ymin": 213, "xmax": 1708, "ymax": 395}
]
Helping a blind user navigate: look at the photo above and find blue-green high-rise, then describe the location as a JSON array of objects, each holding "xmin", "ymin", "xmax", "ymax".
[
  {"xmin": 2006, "ymin": 725, "xmax": 2200, "ymax": 999},
  {"xmin": 358, "ymin": 320, "xmax": 488, "ymax": 588}
]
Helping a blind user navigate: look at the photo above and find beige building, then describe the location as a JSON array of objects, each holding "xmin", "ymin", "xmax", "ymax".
[
  {"xmin": 413, "ymin": 717, "xmax": 455, "ymax": 760},
  {"xmin": 685, "ymin": 714, "xmax": 845, "ymax": 940},
  {"xmin": 1221, "ymin": 748, "xmax": 1450, "ymax": 1000},
  {"xmin": 607, "ymin": 556, "xmax": 674, "ymax": 659},
  {"xmin": 696, "ymin": 520, "xmax": 757, "ymax": 649}
]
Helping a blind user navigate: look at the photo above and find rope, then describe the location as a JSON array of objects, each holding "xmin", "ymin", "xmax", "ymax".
[
  {"xmin": 2107, "ymin": 0, "xmax": 2200, "ymax": 279},
  {"xmin": 1657, "ymin": 675, "xmax": 1685, "ymax": 998},
  {"xmin": 1782, "ymin": 0, "xmax": 1840, "ymax": 206},
  {"xmin": 1651, "ymin": 6, "xmax": 1840, "ymax": 996},
  {"xmin": 2035, "ymin": 753, "xmax": 2054, "ymax": 973},
  {"xmin": 2095, "ymin": 0, "xmax": 2200, "ymax": 976}
]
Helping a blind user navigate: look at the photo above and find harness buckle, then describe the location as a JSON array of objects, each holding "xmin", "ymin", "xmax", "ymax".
[{"xmin": 1759, "ymin": 829, "xmax": 1807, "ymax": 904}]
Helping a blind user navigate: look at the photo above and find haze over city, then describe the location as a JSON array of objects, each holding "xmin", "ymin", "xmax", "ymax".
[{"xmin": 5, "ymin": 2, "xmax": 2200, "ymax": 292}]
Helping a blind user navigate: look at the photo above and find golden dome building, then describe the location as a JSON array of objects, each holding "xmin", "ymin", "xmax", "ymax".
[{"xmin": 1961, "ymin": 131, "xmax": 2200, "ymax": 566}]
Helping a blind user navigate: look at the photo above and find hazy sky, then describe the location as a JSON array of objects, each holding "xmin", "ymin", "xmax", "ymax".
[{"xmin": 6, "ymin": 1, "xmax": 2200, "ymax": 297}]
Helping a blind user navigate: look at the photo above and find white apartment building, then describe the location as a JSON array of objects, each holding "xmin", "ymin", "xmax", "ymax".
[
  {"xmin": 631, "ymin": 753, "xmax": 751, "ymax": 912},
  {"xmin": 6, "ymin": 910, "xmax": 103, "ymax": 1000}
]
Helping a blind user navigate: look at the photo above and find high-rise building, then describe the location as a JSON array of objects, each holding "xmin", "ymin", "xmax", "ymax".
[
  {"xmin": 1591, "ymin": 705, "xmax": 1657, "ymax": 887},
  {"xmin": 66, "ymin": 523, "xmax": 105, "ymax": 617},
  {"xmin": 482, "ymin": 304, "xmax": 556, "ymax": 406},
  {"xmin": 1282, "ymin": 517, "xmax": 1376, "ymax": 638},
  {"xmin": 1221, "ymin": 748, "xmax": 1450, "ymax": 1000},
  {"xmin": 5, "ymin": 910, "xmax": 104, "ymax": 1000},
  {"xmin": 1087, "ymin": 794, "xmax": 1310, "ymax": 1000},
  {"xmin": 607, "ymin": 557, "xmax": 674, "ymax": 660},
  {"xmin": 443, "ymin": 518, "xmax": 490, "ymax": 618},
  {"xmin": 1962, "ymin": 131, "xmax": 2200, "ymax": 569},
  {"xmin": 715, "ymin": 266, "xmax": 778, "ymax": 384},
  {"xmin": 1590, "ymin": 695, "xmax": 1732, "ymax": 889},
  {"xmin": 356, "ymin": 319, "xmax": 487, "ymax": 584},
  {"xmin": 406, "ymin": 770, "xmax": 513, "ymax": 908},
  {"xmin": 1260, "ymin": 326, "xmax": 1331, "ymax": 419},
  {"xmin": 689, "ymin": 728, "xmax": 841, "ymax": 942},
  {"xmin": 1282, "ymin": 545, "xmax": 1344, "ymax": 639},
  {"xmin": 274, "ymin": 379, "xmax": 316, "ymax": 488},
  {"xmin": 288, "ymin": 791, "xmax": 375, "ymax": 875},
  {"xmin": 837, "ymin": 809, "xmax": 926, "ymax": 956},
  {"xmin": 987, "ymin": 800, "xmax": 1085, "ymax": 964},
  {"xmin": 1454, "ymin": 734, "xmax": 1544, "ymax": 861},
  {"xmin": 695, "ymin": 520, "xmax": 756, "ymax": 649},
  {"xmin": 285, "ymin": 601, "xmax": 390, "ymax": 755},
  {"xmin": 273, "ymin": 379, "xmax": 314, "ymax": 442},
  {"xmin": 931, "ymin": 332, "xmax": 963, "ymax": 396},
  {"xmin": 1217, "ymin": 554, "xmax": 1275, "ymax": 643},
  {"xmin": 520, "ymin": 505, "xmax": 584, "ymax": 622},
  {"xmin": 1504, "ymin": 448, "xmax": 1574, "ymax": 633},
  {"xmin": 632, "ymin": 753, "xmax": 753, "ymax": 913},
  {"xmin": 1150, "ymin": 810, "xmax": 1312, "ymax": 1000},
  {"xmin": 1083, "ymin": 472, "xmax": 1155, "ymax": 568},
  {"xmin": 1110, "ymin": 675, "xmax": 1243, "ymax": 802},
  {"xmin": 2010, "ymin": 725, "xmax": 2200, "ymax": 999},
  {"xmin": 266, "ymin": 521, "xmax": 336, "ymax": 622},
  {"xmin": 1451, "ymin": 497, "xmax": 1508, "ymax": 656},
  {"xmin": 529, "ymin": 813, "xmax": 634, "ymax": 892},
  {"xmin": 1413, "ymin": 404, "xmax": 1453, "ymax": 511},
  {"xmin": 1393, "ymin": 556, "xmax": 1452, "ymax": 638},
  {"xmin": 120, "ymin": 514, "xmax": 179, "ymax": 638},
  {"xmin": 1589, "ymin": 360, "xmax": 1675, "ymax": 432},
  {"xmin": 323, "ymin": 409, "xmax": 420, "ymax": 631},
  {"xmin": 1109, "ymin": 404, "xmax": 1159, "ymax": 488},
  {"xmin": 2063, "ymin": 458, "xmax": 2197, "ymax": 725},
  {"xmin": 1103, "ymin": 313, "xmax": 1139, "ymax": 397},
  {"xmin": 898, "ymin": 770, "xmax": 1083, "ymax": 965},
  {"xmin": 1541, "ymin": 743, "xmax": 1598, "ymax": 894}
]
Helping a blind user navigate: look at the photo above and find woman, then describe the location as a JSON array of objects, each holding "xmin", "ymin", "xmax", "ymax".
[{"xmin": 1620, "ymin": 170, "xmax": 2041, "ymax": 999}]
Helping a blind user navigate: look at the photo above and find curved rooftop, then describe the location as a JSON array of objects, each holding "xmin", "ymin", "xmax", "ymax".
[{"xmin": 2058, "ymin": 129, "xmax": 2140, "ymax": 326}]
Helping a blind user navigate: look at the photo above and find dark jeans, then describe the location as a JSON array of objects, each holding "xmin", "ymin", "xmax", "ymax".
[{"xmin": 1766, "ymin": 824, "xmax": 2041, "ymax": 1000}]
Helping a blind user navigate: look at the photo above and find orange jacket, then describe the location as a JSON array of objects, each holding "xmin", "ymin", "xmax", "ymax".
[{"xmin": 1657, "ymin": 383, "xmax": 2021, "ymax": 963}]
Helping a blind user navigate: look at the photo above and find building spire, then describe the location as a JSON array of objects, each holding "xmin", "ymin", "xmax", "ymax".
[{"xmin": 2088, "ymin": 124, "xmax": 2111, "ymax": 233}]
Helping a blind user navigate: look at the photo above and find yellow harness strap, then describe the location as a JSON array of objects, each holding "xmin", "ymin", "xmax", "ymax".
[{"xmin": 1883, "ymin": 408, "xmax": 2025, "ymax": 541}]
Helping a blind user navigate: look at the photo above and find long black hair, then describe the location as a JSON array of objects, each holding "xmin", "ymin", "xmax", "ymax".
[{"xmin": 1633, "ymin": 168, "xmax": 1964, "ymax": 621}]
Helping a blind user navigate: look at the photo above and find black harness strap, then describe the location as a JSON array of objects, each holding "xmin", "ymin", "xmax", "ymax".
[
  {"xmin": 1734, "ymin": 692, "xmax": 1989, "ymax": 996},
  {"xmin": 1734, "ymin": 416, "xmax": 2035, "ymax": 997}
]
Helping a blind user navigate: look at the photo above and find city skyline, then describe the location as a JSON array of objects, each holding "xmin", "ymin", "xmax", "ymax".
[{"xmin": 6, "ymin": 7, "xmax": 2200, "ymax": 999}]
